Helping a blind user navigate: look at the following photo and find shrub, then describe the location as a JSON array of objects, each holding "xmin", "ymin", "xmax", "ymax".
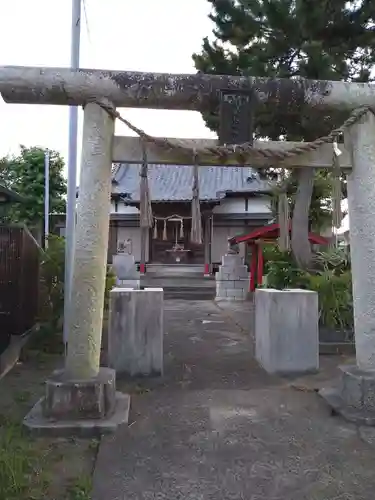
[
  {"xmin": 309, "ymin": 248, "xmax": 353, "ymax": 330},
  {"xmin": 262, "ymin": 244, "xmax": 310, "ymax": 290},
  {"xmin": 35, "ymin": 235, "xmax": 116, "ymax": 352},
  {"xmin": 104, "ymin": 266, "xmax": 116, "ymax": 310},
  {"xmin": 38, "ymin": 235, "xmax": 65, "ymax": 329},
  {"xmin": 262, "ymin": 244, "xmax": 353, "ymax": 331},
  {"xmin": 308, "ymin": 270, "xmax": 353, "ymax": 330},
  {"xmin": 313, "ymin": 247, "xmax": 351, "ymax": 273}
]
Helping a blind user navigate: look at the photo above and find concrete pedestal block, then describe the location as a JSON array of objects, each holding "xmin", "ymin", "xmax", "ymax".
[
  {"xmin": 109, "ymin": 287, "xmax": 164, "ymax": 377},
  {"xmin": 117, "ymin": 279, "xmax": 140, "ymax": 288},
  {"xmin": 23, "ymin": 368, "xmax": 130, "ymax": 436},
  {"xmin": 112, "ymin": 254, "xmax": 140, "ymax": 286},
  {"xmin": 255, "ymin": 288, "xmax": 319, "ymax": 375},
  {"xmin": 320, "ymin": 365, "xmax": 375, "ymax": 426}
]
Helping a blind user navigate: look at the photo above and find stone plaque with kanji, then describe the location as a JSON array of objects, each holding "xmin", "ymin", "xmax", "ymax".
[{"xmin": 219, "ymin": 89, "xmax": 254, "ymax": 146}]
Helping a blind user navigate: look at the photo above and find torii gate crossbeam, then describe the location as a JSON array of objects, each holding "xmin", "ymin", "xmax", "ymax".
[{"xmin": 1, "ymin": 65, "xmax": 375, "ymax": 111}]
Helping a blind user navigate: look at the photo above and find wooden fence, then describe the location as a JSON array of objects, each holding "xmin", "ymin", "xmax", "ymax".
[{"xmin": 0, "ymin": 225, "xmax": 40, "ymax": 352}]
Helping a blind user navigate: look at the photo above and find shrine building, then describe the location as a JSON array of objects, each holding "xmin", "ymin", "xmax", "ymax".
[{"xmin": 108, "ymin": 163, "xmax": 273, "ymax": 273}]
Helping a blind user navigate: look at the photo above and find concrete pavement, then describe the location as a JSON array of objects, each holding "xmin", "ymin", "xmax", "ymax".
[{"xmin": 93, "ymin": 300, "xmax": 375, "ymax": 500}]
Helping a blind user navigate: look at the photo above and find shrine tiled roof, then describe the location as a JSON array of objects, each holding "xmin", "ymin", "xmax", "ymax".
[{"xmin": 111, "ymin": 164, "xmax": 272, "ymax": 202}]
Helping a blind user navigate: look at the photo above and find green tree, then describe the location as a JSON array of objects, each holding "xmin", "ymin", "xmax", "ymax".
[
  {"xmin": 193, "ymin": 0, "xmax": 374, "ymax": 265},
  {"xmin": 0, "ymin": 146, "xmax": 66, "ymax": 226}
]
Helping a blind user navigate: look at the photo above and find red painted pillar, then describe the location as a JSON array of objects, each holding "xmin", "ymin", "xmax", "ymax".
[
  {"xmin": 140, "ymin": 226, "xmax": 147, "ymax": 275},
  {"xmin": 249, "ymin": 243, "xmax": 257, "ymax": 292},
  {"xmin": 257, "ymin": 242, "xmax": 264, "ymax": 287},
  {"xmin": 203, "ymin": 216, "xmax": 212, "ymax": 276}
]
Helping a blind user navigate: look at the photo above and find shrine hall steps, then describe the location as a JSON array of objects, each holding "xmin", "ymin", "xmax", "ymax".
[{"xmin": 141, "ymin": 265, "xmax": 215, "ymax": 300}]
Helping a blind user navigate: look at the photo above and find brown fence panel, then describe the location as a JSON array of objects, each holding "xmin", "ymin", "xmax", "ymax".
[{"xmin": 0, "ymin": 225, "xmax": 40, "ymax": 346}]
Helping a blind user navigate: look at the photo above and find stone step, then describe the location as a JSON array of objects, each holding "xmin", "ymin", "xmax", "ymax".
[
  {"xmin": 144, "ymin": 264, "xmax": 205, "ymax": 277},
  {"xmin": 162, "ymin": 287, "xmax": 215, "ymax": 301},
  {"xmin": 141, "ymin": 277, "xmax": 215, "ymax": 288}
]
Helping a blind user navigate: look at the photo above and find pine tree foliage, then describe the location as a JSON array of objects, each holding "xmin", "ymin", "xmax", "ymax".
[
  {"xmin": 194, "ymin": 0, "xmax": 375, "ymax": 140},
  {"xmin": 193, "ymin": 0, "xmax": 374, "ymax": 235}
]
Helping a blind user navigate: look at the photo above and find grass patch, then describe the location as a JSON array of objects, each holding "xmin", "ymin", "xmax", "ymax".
[
  {"xmin": 0, "ymin": 415, "xmax": 49, "ymax": 499},
  {"xmin": 13, "ymin": 390, "xmax": 32, "ymax": 404},
  {"xmin": 66, "ymin": 475, "xmax": 92, "ymax": 500},
  {"xmin": 0, "ymin": 357, "xmax": 99, "ymax": 499}
]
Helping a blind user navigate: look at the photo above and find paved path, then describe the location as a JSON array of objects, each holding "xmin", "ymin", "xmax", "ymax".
[{"xmin": 93, "ymin": 300, "xmax": 375, "ymax": 500}]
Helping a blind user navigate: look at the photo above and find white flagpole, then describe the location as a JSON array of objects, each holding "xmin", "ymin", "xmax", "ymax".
[{"xmin": 63, "ymin": 0, "xmax": 81, "ymax": 346}]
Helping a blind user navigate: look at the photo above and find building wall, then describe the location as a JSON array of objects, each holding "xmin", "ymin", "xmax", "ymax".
[
  {"xmin": 116, "ymin": 226, "xmax": 149, "ymax": 261},
  {"xmin": 212, "ymin": 197, "xmax": 271, "ymax": 215},
  {"xmin": 111, "ymin": 197, "xmax": 271, "ymax": 216},
  {"xmin": 58, "ymin": 222, "xmax": 258, "ymax": 263},
  {"xmin": 211, "ymin": 224, "xmax": 246, "ymax": 262},
  {"xmin": 114, "ymin": 222, "xmax": 250, "ymax": 263},
  {"xmin": 57, "ymin": 196, "xmax": 271, "ymax": 264},
  {"xmin": 111, "ymin": 202, "xmax": 139, "ymax": 214}
]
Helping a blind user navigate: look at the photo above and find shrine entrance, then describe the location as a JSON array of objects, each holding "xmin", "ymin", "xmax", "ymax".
[
  {"xmin": 150, "ymin": 213, "xmax": 203, "ymax": 265},
  {"xmin": 3, "ymin": 64, "xmax": 375, "ymax": 433}
]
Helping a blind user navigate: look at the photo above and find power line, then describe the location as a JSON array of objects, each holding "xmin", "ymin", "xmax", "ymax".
[{"xmin": 82, "ymin": 0, "xmax": 92, "ymax": 46}]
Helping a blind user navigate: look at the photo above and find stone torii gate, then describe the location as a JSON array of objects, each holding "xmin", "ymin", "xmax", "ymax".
[{"xmin": 1, "ymin": 65, "xmax": 375, "ymax": 431}]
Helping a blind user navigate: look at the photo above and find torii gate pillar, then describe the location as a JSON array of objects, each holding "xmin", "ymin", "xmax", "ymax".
[
  {"xmin": 321, "ymin": 109, "xmax": 375, "ymax": 425},
  {"xmin": 24, "ymin": 103, "xmax": 130, "ymax": 435},
  {"xmin": 65, "ymin": 102, "xmax": 114, "ymax": 379}
]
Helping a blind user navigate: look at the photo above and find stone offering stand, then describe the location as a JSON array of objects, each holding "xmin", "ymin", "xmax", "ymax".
[{"xmin": 215, "ymin": 254, "xmax": 249, "ymax": 302}]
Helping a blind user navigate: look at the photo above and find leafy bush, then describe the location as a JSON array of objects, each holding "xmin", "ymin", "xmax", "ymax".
[
  {"xmin": 38, "ymin": 235, "xmax": 65, "ymax": 329},
  {"xmin": 262, "ymin": 244, "xmax": 353, "ymax": 331},
  {"xmin": 308, "ymin": 270, "xmax": 353, "ymax": 330},
  {"xmin": 35, "ymin": 235, "xmax": 116, "ymax": 352},
  {"xmin": 262, "ymin": 244, "xmax": 310, "ymax": 290},
  {"xmin": 313, "ymin": 247, "xmax": 351, "ymax": 273},
  {"xmin": 104, "ymin": 266, "xmax": 116, "ymax": 310},
  {"xmin": 262, "ymin": 244, "xmax": 294, "ymax": 274},
  {"xmin": 310, "ymin": 247, "xmax": 353, "ymax": 331}
]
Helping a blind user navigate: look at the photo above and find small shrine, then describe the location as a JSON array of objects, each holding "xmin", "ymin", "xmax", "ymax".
[
  {"xmin": 153, "ymin": 215, "xmax": 192, "ymax": 264},
  {"xmin": 229, "ymin": 222, "xmax": 329, "ymax": 292}
]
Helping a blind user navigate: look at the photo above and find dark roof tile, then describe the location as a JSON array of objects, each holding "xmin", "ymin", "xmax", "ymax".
[{"xmin": 112, "ymin": 164, "xmax": 271, "ymax": 202}]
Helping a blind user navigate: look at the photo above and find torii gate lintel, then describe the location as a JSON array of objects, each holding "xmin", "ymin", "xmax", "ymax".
[{"xmin": 1, "ymin": 65, "xmax": 375, "ymax": 111}]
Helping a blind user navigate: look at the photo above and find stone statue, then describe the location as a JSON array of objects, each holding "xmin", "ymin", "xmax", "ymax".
[{"xmin": 227, "ymin": 238, "xmax": 239, "ymax": 255}]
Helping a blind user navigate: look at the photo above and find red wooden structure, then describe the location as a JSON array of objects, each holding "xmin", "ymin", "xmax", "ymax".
[{"xmin": 228, "ymin": 223, "xmax": 328, "ymax": 292}]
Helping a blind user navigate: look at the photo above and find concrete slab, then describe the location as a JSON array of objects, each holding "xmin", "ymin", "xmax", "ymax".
[
  {"xmin": 94, "ymin": 387, "xmax": 375, "ymax": 500},
  {"xmin": 108, "ymin": 288, "xmax": 163, "ymax": 377},
  {"xmin": 23, "ymin": 392, "xmax": 130, "ymax": 438},
  {"xmin": 93, "ymin": 300, "xmax": 375, "ymax": 500}
]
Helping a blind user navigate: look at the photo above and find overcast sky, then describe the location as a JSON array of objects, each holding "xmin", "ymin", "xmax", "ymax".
[
  {"xmin": 0, "ymin": 0, "xmax": 216, "ymax": 163},
  {"xmin": 0, "ymin": 0, "xmax": 349, "ymax": 231}
]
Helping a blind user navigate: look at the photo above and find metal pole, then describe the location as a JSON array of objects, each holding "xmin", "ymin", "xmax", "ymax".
[
  {"xmin": 44, "ymin": 150, "xmax": 50, "ymax": 249},
  {"xmin": 63, "ymin": 0, "xmax": 81, "ymax": 345}
]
